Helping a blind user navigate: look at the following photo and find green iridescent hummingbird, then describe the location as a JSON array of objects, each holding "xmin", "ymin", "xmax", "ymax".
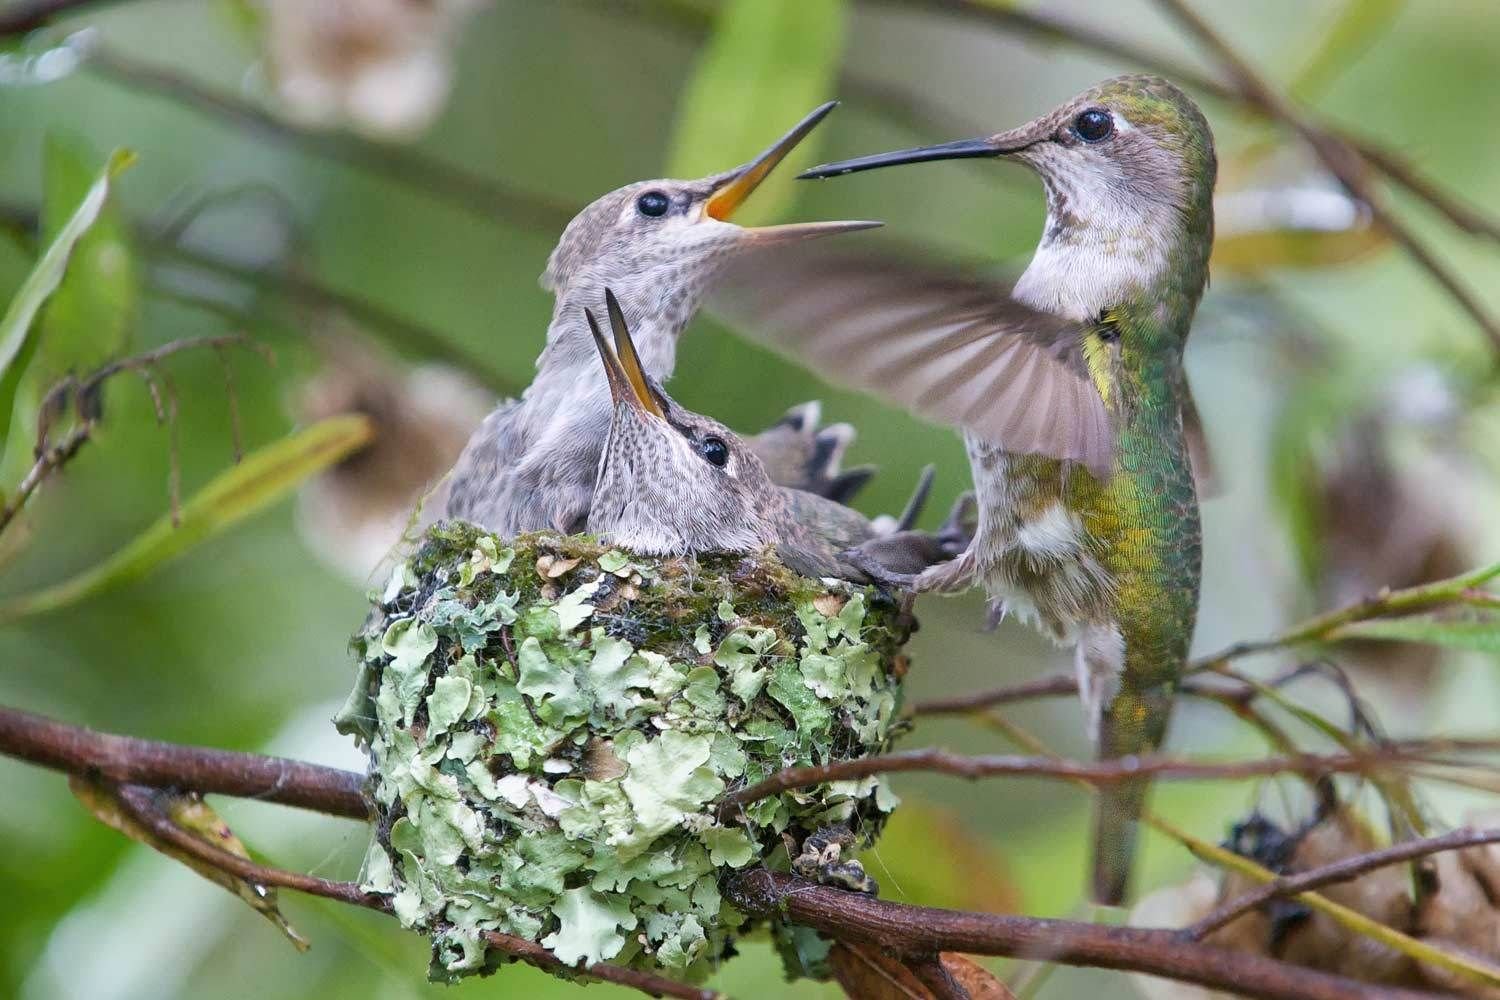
[{"xmin": 715, "ymin": 75, "xmax": 1217, "ymax": 904}]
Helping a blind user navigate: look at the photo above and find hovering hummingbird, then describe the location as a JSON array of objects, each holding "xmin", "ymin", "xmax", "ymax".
[
  {"xmin": 717, "ymin": 75, "xmax": 1217, "ymax": 904},
  {"xmin": 585, "ymin": 290, "xmax": 956, "ymax": 581},
  {"xmin": 441, "ymin": 103, "xmax": 880, "ymax": 537}
]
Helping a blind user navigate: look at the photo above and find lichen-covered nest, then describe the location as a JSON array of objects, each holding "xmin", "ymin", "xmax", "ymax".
[{"xmin": 339, "ymin": 522, "xmax": 915, "ymax": 983}]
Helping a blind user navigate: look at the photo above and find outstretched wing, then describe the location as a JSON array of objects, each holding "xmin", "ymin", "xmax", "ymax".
[{"xmin": 709, "ymin": 247, "xmax": 1115, "ymax": 478}]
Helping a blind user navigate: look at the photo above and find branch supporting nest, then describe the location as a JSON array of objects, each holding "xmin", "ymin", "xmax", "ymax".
[{"xmin": 2, "ymin": 703, "xmax": 1485, "ymax": 999}]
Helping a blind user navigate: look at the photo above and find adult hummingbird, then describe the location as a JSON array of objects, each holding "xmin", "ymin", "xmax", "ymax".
[
  {"xmin": 717, "ymin": 75, "xmax": 1216, "ymax": 904},
  {"xmin": 585, "ymin": 290, "xmax": 956, "ymax": 581},
  {"xmin": 440, "ymin": 103, "xmax": 880, "ymax": 537}
]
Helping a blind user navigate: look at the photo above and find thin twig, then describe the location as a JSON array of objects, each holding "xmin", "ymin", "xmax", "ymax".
[
  {"xmin": 724, "ymin": 870, "xmax": 1444, "ymax": 1000},
  {"xmin": 112, "ymin": 782, "xmax": 385, "ymax": 907},
  {"xmin": 1187, "ymin": 826, "xmax": 1500, "ymax": 941},
  {"xmin": 0, "ymin": 335, "xmax": 267, "ymax": 538},
  {"xmin": 716, "ymin": 744, "xmax": 1470, "ymax": 818},
  {"xmin": 85, "ymin": 47, "xmax": 578, "ymax": 234},
  {"xmin": 873, "ymin": 0, "xmax": 1500, "ymax": 247},
  {"xmin": 1152, "ymin": 0, "xmax": 1500, "ymax": 354},
  {"xmin": 1191, "ymin": 560, "xmax": 1500, "ymax": 669}
]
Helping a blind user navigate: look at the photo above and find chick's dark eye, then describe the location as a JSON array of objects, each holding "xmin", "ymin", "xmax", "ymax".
[
  {"xmin": 636, "ymin": 190, "xmax": 670, "ymax": 217},
  {"xmin": 1074, "ymin": 108, "xmax": 1114, "ymax": 143},
  {"xmin": 698, "ymin": 435, "xmax": 729, "ymax": 467}
]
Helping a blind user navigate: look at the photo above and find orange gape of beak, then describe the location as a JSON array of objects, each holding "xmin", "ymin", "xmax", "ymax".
[{"xmin": 705, "ymin": 101, "xmax": 839, "ymax": 221}]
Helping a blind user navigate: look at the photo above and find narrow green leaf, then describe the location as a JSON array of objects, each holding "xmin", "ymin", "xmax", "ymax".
[
  {"xmin": 0, "ymin": 414, "xmax": 373, "ymax": 622},
  {"xmin": 0, "ymin": 148, "xmax": 134, "ymax": 450},
  {"xmin": 1329, "ymin": 613, "xmax": 1500, "ymax": 653},
  {"xmin": 1290, "ymin": 0, "xmax": 1406, "ymax": 102},
  {"xmin": 666, "ymin": 0, "xmax": 848, "ymax": 225},
  {"xmin": 40, "ymin": 136, "xmax": 140, "ymax": 373}
]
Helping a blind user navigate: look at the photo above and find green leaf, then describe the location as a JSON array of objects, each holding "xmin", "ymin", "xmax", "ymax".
[
  {"xmin": 1290, "ymin": 0, "xmax": 1406, "ymax": 102},
  {"xmin": 39, "ymin": 136, "xmax": 139, "ymax": 373},
  {"xmin": 0, "ymin": 148, "xmax": 134, "ymax": 452},
  {"xmin": 1329, "ymin": 613, "xmax": 1500, "ymax": 653},
  {"xmin": 666, "ymin": 0, "xmax": 848, "ymax": 225},
  {"xmin": 0, "ymin": 414, "xmax": 373, "ymax": 622}
]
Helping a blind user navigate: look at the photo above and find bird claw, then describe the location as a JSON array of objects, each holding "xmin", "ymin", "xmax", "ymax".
[
  {"xmin": 839, "ymin": 545, "xmax": 920, "ymax": 592},
  {"xmin": 748, "ymin": 400, "xmax": 875, "ymax": 504}
]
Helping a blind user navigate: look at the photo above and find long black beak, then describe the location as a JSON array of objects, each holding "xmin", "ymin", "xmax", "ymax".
[{"xmin": 798, "ymin": 124, "xmax": 1045, "ymax": 179}]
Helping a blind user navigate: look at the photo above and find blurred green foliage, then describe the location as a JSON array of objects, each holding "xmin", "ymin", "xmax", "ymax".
[{"xmin": 0, "ymin": 2, "xmax": 1498, "ymax": 999}]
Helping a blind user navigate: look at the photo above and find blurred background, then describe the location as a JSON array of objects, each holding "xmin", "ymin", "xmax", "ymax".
[{"xmin": 1, "ymin": 1, "xmax": 1498, "ymax": 998}]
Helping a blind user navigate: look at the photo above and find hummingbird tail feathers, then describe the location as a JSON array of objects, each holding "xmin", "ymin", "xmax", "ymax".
[
  {"xmin": 1079, "ymin": 624, "xmax": 1173, "ymax": 906},
  {"xmin": 1092, "ymin": 777, "xmax": 1147, "ymax": 906}
]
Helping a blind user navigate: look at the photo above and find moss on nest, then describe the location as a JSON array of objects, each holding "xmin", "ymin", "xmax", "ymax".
[{"xmin": 340, "ymin": 521, "xmax": 915, "ymax": 983}]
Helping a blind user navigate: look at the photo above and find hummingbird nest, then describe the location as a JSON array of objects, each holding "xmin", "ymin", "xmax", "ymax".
[{"xmin": 339, "ymin": 521, "xmax": 914, "ymax": 983}]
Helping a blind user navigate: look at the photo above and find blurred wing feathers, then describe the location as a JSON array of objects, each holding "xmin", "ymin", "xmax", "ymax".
[{"xmin": 711, "ymin": 249, "xmax": 1114, "ymax": 476}]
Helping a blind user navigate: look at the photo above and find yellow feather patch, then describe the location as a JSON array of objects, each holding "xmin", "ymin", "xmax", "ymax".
[{"xmin": 1082, "ymin": 329, "xmax": 1115, "ymax": 406}]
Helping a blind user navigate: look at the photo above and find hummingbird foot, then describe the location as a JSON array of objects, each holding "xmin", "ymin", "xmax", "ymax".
[
  {"xmin": 836, "ymin": 544, "xmax": 921, "ymax": 592},
  {"xmin": 789, "ymin": 824, "xmax": 878, "ymax": 895}
]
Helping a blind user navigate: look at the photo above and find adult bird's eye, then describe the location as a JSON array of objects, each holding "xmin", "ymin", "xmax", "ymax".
[
  {"xmin": 698, "ymin": 435, "xmax": 730, "ymax": 468},
  {"xmin": 1074, "ymin": 108, "xmax": 1114, "ymax": 143},
  {"xmin": 636, "ymin": 190, "xmax": 670, "ymax": 217}
]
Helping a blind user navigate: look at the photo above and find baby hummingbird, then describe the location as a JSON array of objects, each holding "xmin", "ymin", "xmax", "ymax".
[
  {"xmin": 441, "ymin": 103, "xmax": 879, "ymax": 537},
  {"xmin": 720, "ymin": 76, "xmax": 1217, "ymax": 904},
  {"xmin": 584, "ymin": 290, "xmax": 949, "ymax": 582}
]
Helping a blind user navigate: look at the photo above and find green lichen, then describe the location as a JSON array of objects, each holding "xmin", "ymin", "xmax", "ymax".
[{"xmin": 342, "ymin": 522, "xmax": 914, "ymax": 984}]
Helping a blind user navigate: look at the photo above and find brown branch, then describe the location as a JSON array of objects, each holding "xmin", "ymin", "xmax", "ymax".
[
  {"xmin": 5, "ymin": 702, "xmax": 1471, "ymax": 999},
  {"xmin": 724, "ymin": 870, "xmax": 1445, "ymax": 1000},
  {"xmin": 0, "ymin": 704, "xmax": 371, "ymax": 819},
  {"xmin": 1151, "ymin": 0, "xmax": 1500, "ymax": 354},
  {"xmin": 1187, "ymin": 826, "xmax": 1500, "ymax": 941}
]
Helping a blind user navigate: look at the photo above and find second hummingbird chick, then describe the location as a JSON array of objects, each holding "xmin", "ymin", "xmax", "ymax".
[{"xmin": 584, "ymin": 290, "xmax": 944, "ymax": 583}]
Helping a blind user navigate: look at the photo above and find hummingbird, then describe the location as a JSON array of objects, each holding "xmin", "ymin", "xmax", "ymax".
[
  {"xmin": 717, "ymin": 75, "xmax": 1217, "ymax": 904},
  {"xmin": 585, "ymin": 289, "xmax": 955, "ymax": 581},
  {"xmin": 440, "ymin": 102, "xmax": 880, "ymax": 537}
]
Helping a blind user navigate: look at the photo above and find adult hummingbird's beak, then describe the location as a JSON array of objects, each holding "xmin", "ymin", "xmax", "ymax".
[
  {"xmin": 797, "ymin": 120, "xmax": 1050, "ymax": 179},
  {"xmin": 586, "ymin": 292, "xmax": 665, "ymax": 419},
  {"xmin": 702, "ymin": 101, "xmax": 883, "ymax": 243}
]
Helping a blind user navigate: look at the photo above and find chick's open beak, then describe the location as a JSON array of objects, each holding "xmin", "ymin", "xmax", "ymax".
[
  {"xmin": 702, "ymin": 101, "xmax": 882, "ymax": 243},
  {"xmin": 586, "ymin": 291, "xmax": 664, "ymax": 419}
]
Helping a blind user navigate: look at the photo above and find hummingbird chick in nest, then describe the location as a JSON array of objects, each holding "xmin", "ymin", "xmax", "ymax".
[
  {"xmin": 440, "ymin": 102, "xmax": 881, "ymax": 537},
  {"xmin": 584, "ymin": 290, "xmax": 961, "ymax": 583},
  {"xmin": 719, "ymin": 76, "xmax": 1218, "ymax": 904}
]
